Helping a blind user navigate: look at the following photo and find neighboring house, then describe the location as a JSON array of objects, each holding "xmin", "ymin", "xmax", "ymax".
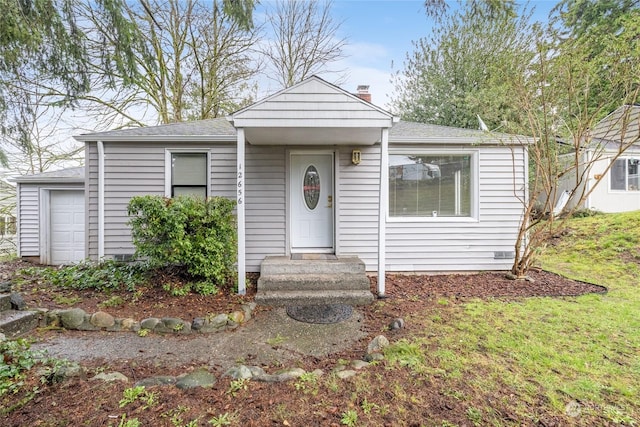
[
  {"xmin": 14, "ymin": 76, "xmax": 529, "ymax": 296},
  {"xmin": 0, "ymin": 172, "xmax": 17, "ymax": 255},
  {"xmin": 556, "ymin": 105, "xmax": 640, "ymax": 213},
  {"xmin": 13, "ymin": 167, "xmax": 85, "ymax": 264}
]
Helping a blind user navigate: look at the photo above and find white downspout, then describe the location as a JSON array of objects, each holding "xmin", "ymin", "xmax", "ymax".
[
  {"xmin": 236, "ymin": 128, "xmax": 246, "ymax": 295},
  {"xmin": 378, "ymin": 128, "xmax": 389, "ymax": 296},
  {"xmin": 97, "ymin": 141, "xmax": 105, "ymax": 260}
]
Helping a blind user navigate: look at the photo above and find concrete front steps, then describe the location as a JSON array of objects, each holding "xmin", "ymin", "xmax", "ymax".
[
  {"xmin": 255, "ymin": 256, "xmax": 375, "ymax": 306},
  {"xmin": 0, "ymin": 290, "xmax": 41, "ymax": 339}
]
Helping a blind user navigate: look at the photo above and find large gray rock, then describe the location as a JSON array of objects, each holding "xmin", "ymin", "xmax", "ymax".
[
  {"xmin": 255, "ymin": 367, "xmax": 306, "ymax": 383},
  {"xmin": 199, "ymin": 314, "xmax": 228, "ymax": 333},
  {"xmin": 161, "ymin": 317, "xmax": 191, "ymax": 334},
  {"xmin": 0, "ymin": 281, "xmax": 12, "ymax": 293},
  {"xmin": 367, "ymin": 335, "xmax": 389, "ymax": 355},
  {"xmin": 92, "ymin": 372, "xmax": 129, "ymax": 382},
  {"xmin": 175, "ymin": 369, "xmax": 216, "ymax": 389},
  {"xmin": 10, "ymin": 292, "xmax": 26, "ymax": 310},
  {"xmin": 59, "ymin": 308, "xmax": 87, "ymax": 329},
  {"xmin": 135, "ymin": 376, "xmax": 177, "ymax": 387},
  {"xmin": 140, "ymin": 317, "xmax": 161, "ymax": 330},
  {"xmin": 224, "ymin": 365, "xmax": 254, "ymax": 380}
]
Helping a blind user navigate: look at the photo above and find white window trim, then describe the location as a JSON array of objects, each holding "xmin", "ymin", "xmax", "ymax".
[
  {"xmin": 164, "ymin": 148, "xmax": 212, "ymax": 197},
  {"xmin": 609, "ymin": 156, "xmax": 640, "ymax": 193},
  {"xmin": 387, "ymin": 149, "xmax": 480, "ymax": 223}
]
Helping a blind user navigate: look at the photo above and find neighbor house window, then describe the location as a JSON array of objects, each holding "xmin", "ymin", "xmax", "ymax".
[
  {"xmin": 169, "ymin": 152, "xmax": 208, "ymax": 197},
  {"xmin": 389, "ymin": 154, "xmax": 473, "ymax": 217},
  {"xmin": 0, "ymin": 215, "xmax": 16, "ymax": 235},
  {"xmin": 611, "ymin": 158, "xmax": 640, "ymax": 191}
]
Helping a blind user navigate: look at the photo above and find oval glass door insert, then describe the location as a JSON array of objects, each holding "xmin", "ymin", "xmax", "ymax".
[{"xmin": 303, "ymin": 165, "xmax": 320, "ymax": 210}]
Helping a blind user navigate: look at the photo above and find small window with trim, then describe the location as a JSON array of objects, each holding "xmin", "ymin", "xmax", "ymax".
[
  {"xmin": 389, "ymin": 153, "xmax": 473, "ymax": 218},
  {"xmin": 611, "ymin": 158, "xmax": 640, "ymax": 192},
  {"xmin": 170, "ymin": 152, "xmax": 208, "ymax": 197}
]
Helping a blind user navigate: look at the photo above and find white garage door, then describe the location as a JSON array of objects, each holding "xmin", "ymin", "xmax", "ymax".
[{"xmin": 50, "ymin": 190, "xmax": 85, "ymax": 264}]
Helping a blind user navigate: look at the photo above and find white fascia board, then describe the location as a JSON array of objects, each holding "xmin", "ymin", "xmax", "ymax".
[
  {"xmin": 389, "ymin": 136, "xmax": 533, "ymax": 145},
  {"xmin": 12, "ymin": 177, "xmax": 84, "ymax": 184},
  {"xmin": 73, "ymin": 135, "xmax": 237, "ymax": 143}
]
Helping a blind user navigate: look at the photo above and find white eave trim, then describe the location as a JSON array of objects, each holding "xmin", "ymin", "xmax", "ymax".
[
  {"xmin": 389, "ymin": 136, "xmax": 533, "ymax": 145},
  {"xmin": 12, "ymin": 177, "xmax": 85, "ymax": 184},
  {"xmin": 73, "ymin": 135, "xmax": 237, "ymax": 143}
]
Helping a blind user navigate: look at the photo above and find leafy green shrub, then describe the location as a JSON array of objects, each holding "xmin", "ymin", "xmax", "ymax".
[
  {"xmin": 127, "ymin": 195, "xmax": 237, "ymax": 287},
  {"xmin": 18, "ymin": 260, "xmax": 148, "ymax": 293}
]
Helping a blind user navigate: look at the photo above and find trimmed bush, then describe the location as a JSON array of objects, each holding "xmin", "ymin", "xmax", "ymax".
[{"xmin": 127, "ymin": 195, "xmax": 237, "ymax": 286}]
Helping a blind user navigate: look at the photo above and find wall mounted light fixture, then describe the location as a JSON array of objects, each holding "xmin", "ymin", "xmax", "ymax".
[{"xmin": 351, "ymin": 149, "xmax": 361, "ymax": 165}]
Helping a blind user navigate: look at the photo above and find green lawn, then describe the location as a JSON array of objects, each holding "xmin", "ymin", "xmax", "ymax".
[{"xmin": 384, "ymin": 210, "xmax": 640, "ymax": 425}]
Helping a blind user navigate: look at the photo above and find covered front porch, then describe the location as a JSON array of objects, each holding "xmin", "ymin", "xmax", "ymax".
[{"xmin": 227, "ymin": 76, "xmax": 397, "ymax": 301}]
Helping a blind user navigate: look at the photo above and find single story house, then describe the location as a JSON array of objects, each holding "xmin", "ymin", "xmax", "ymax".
[
  {"xmin": 14, "ymin": 76, "xmax": 529, "ymax": 299},
  {"xmin": 556, "ymin": 105, "xmax": 640, "ymax": 213}
]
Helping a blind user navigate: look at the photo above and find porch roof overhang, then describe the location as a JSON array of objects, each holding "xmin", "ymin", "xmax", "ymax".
[
  {"xmin": 234, "ymin": 125, "xmax": 392, "ymax": 146},
  {"xmin": 228, "ymin": 76, "xmax": 398, "ymax": 146}
]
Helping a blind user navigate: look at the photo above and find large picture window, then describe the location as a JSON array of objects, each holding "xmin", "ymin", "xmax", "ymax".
[
  {"xmin": 170, "ymin": 152, "xmax": 208, "ymax": 197},
  {"xmin": 611, "ymin": 158, "xmax": 639, "ymax": 192},
  {"xmin": 389, "ymin": 154, "xmax": 473, "ymax": 217}
]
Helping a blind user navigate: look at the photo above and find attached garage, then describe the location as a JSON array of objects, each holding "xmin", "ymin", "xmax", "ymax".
[
  {"xmin": 49, "ymin": 190, "xmax": 85, "ymax": 264},
  {"xmin": 13, "ymin": 167, "xmax": 86, "ymax": 265}
]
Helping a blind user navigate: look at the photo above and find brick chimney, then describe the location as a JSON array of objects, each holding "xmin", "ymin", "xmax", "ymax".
[{"xmin": 355, "ymin": 85, "xmax": 371, "ymax": 103}]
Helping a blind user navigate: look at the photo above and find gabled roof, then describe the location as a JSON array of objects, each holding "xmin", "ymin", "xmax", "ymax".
[
  {"xmin": 70, "ymin": 75, "xmax": 527, "ymax": 146},
  {"xmin": 591, "ymin": 105, "xmax": 640, "ymax": 146},
  {"xmin": 229, "ymin": 75, "xmax": 397, "ymax": 145},
  {"xmin": 231, "ymin": 75, "xmax": 395, "ymax": 121},
  {"xmin": 74, "ymin": 119, "xmax": 235, "ymax": 142},
  {"xmin": 12, "ymin": 166, "xmax": 85, "ymax": 184}
]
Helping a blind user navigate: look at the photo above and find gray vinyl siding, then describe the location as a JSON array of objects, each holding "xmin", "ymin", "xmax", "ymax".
[
  {"xmin": 89, "ymin": 141, "xmax": 236, "ymax": 260},
  {"xmin": 337, "ymin": 146, "xmax": 381, "ymax": 270},
  {"xmin": 83, "ymin": 136, "xmax": 526, "ymax": 273},
  {"xmin": 245, "ymin": 145, "xmax": 286, "ymax": 271},
  {"xmin": 87, "ymin": 143, "xmax": 99, "ymax": 259},
  {"xmin": 386, "ymin": 145, "xmax": 527, "ymax": 271},
  {"xmin": 17, "ymin": 185, "xmax": 39, "ymax": 256}
]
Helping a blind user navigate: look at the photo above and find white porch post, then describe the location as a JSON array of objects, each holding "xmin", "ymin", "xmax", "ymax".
[
  {"xmin": 378, "ymin": 128, "xmax": 389, "ymax": 296},
  {"xmin": 236, "ymin": 128, "xmax": 246, "ymax": 295}
]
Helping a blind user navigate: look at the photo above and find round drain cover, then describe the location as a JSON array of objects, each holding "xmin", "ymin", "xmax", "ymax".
[{"xmin": 286, "ymin": 304, "xmax": 353, "ymax": 324}]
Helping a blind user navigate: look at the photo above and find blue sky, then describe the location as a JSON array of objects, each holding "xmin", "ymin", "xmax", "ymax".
[{"xmin": 261, "ymin": 0, "xmax": 558, "ymax": 108}]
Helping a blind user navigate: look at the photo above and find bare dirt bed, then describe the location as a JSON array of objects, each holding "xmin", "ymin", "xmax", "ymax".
[{"xmin": 3, "ymin": 260, "xmax": 605, "ymax": 427}]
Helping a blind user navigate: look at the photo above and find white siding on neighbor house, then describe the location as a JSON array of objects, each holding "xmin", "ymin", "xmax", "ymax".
[
  {"xmin": 386, "ymin": 145, "xmax": 527, "ymax": 271},
  {"xmin": 587, "ymin": 152, "xmax": 640, "ymax": 213},
  {"xmin": 245, "ymin": 145, "xmax": 286, "ymax": 271},
  {"xmin": 17, "ymin": 185, "xmax": 39, "ymax": 257},
  {"xmin": 337, "ymin": 146, "xmax": 381, "ymax": 270},
  {"xmin": 87, "ymin": 141, "xmax": 237, "ymax": 260}
]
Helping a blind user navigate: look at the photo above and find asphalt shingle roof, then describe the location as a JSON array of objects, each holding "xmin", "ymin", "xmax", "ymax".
[
  {"xmin": 13, "ymin": 166, "xmax": 85, "ymax": 183},
  {"xmin": 74, "ymin": 117, "xmax": 521, "ymax": 143},
  {"xmin": 75, "ymin": 118, "xmax": 236, "ymax": 141}
]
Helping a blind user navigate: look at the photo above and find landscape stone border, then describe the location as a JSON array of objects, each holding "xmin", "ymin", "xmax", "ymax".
[
  {"xmin": 40, "ymin": 303, "xmax": 257, "ymax": 335},
  {"xmin": 50, "ymin": 333, "xmax": 395, "ymax": 390}
]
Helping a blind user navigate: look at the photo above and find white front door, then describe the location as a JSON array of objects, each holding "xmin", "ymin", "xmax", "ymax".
[{"xmin": 291, "ymin": 153, "xmax": 334, "ymax": 252}]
